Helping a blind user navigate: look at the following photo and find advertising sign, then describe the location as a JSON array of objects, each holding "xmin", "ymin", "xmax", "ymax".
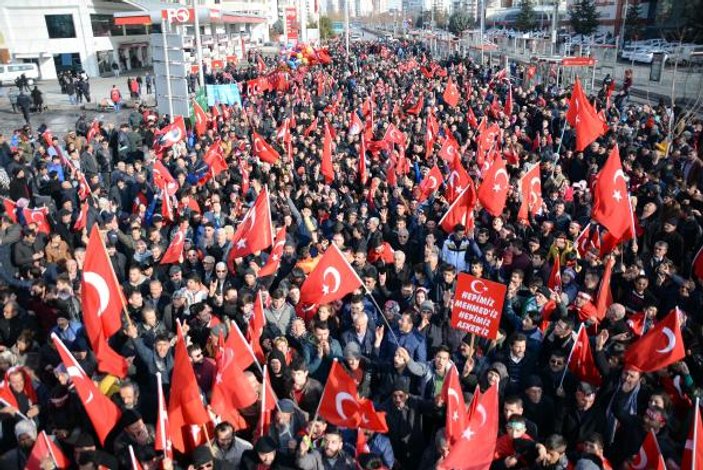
[
  {"xmin": 285, "ymin": 7, "xmax": 299, "ymax": 43},
  {"xmin": 561, "ymin": 56, "xmax": 596, "ymax": 67},
  {"xmin": 161, "ymin": 8, "xmax": 194, "ymax": 24},
  {"xmin": 451, "ymin": 273, "xmax": 506, "ymax": 340}
]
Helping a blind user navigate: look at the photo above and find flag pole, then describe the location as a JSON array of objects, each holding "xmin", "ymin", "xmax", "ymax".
[
  {"xmin": 0, "ymin": 398, "xmax": 29, "ymax": 421},
  {"xmin": 42, "ymin": 431, "xmax": 59, "ymax": 469},
  {"xmin": 128, "ymin": 445, "xmax": 140, "ymax": 470},
  {"xmin": 558, "ymin": 323, "xmax": 582, "ymax": 389},
  {"xmin": 695, "ymin": 397, "xmax": 700, "ymax": 470},
  {"xmin": 307, "ymin": 358, "xmax": 335, "ymax": 440},
  {"xmin": 156, "ymin": 372, "xmax": 168, "ymax": 453},
  {"xmin": 229, "ymin": 320, "xmax": 264, "ymax": 375}
]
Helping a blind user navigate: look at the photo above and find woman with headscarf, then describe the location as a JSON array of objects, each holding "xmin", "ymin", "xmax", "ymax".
[{"xmin": 267, "ymin": 348, "xmax": 291, "ymax": 399}]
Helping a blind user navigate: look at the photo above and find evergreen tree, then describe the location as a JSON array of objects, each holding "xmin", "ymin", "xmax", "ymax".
[
  {"xmin": 569, "ymin": 0, "xmax": 601, "ymax": 36},
  {"xmin": 624, "ymin": 2, "xmax": 643, "ymax": 42},
  {"xmin": 515, "ymin": 0, "xmax": 538, "ymax": 32},
  {"xmin": 448, "ymin": 12, "xmax": 475, "ymax": 36}
]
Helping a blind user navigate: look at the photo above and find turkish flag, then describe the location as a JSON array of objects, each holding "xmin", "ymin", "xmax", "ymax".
[
  {"xmin": 358, "ymin": 398, "xmax": 388, "ymax": 433},
  {"xmin": 567, "ymin": 77, "xmax": 606, "ymax": 151},
  {"xmin": 322, "ymin": 122, "xmax": 334, "ymax": 184},
  {"xmin": 154, "ymin": 116, "xmax": 186, "ymax": 149},
  {"xmin": 257, "ymin": 55, "xmax": 266, "ymax": 73},
  {"xmin": 595, "ymin": 256, "xmax": 615, "ymax": 322},
  {"xmin": 74, "ymin": 202, "xmax": 88, "ymax": 231},
  {"xmin": 23, "ymin": 207, "xmax": 51, "ymax": 234},
  {"xmin": 203, "ymin": 144, "xmax": 228, "ymax": 178},
  {"xmin": 161, "ymin": 228, "xmax": 186, "ymax": 265},
  {"xmin": 693, "ymin": 245, "xmax": 703, "ymax": 282},
  {"xmin": 592, "ymin": 145, "xmax": 632, "ymax": 240},
  {"xmin": 624, "ymin": 308, "xmax": 686, "ymax": 372},
  {"xmin": 568, "ymin": 325, "xmax": 602, "ymax": 386},
  {"xmin": 477, "ymin": 154, "xmax": 510, "ymax": 217},
  {"xmin": 576, "ymin": 223, "xmax": 601, "ymax": 257},
  {"xmin": 547, "ymin": 256, "xmax": 562, "ymax": 293},
  {"xmin": 417, "ymin": 164, "xmax": 443, "ymax": 203},
  {"xmin": 192, "ymin": 100, "xmax": 209, "ymax": 136},
  {"xmin": 224, "ymin": 320, "xmax": 258, "ymax": 372},
  {"xmin": 251, "ymin": 131, "xmax": 281, "ymax": 164},
  {"xmin": 359, "ymin": 136, "xmax": 368, "ymax": 186},
  {"xmin": 682, "ymin": 398, "xmax": 703, "ymax": 470},
  {"xmin": 426, "ymin": 111, "xmax": 440, "ymax": 159},
  {"xmin": 439, "ymin": 384, "xmax": 499, "ymax": 470},
  {"xmin": 255, "ymin": 365, "xmax": 278, "ymax": 439},
  {"xmin": 466, "ymin": 107, "xmax": 478, "ymax": 129},
  {"xmin": 82, "ymin": 226, "xmax": 127, "ymax": 339},
  {"xmin": 442, "ymin": 365, "xmax": 467, "ymax": 444},
  {"xmin": 304, "ymin": 118, "xmax": 319, "ymax": 137},
  {"xmin": 161, "ymin": 188, "xmax": 174, "ymax": 222},
  {"xmin": 153, "ymin": 160, "xmax": 178, "ymax": 196},
  {"xmin": 26, "ymin": 431, "xmax": 71, "ymax": 470},
  {"xmin": 443, "ymin": 78, "xmax": 460, "ymax": 107},
  {"xmin": 504, "ymin": 84, "xmax": 513, "ymax": 115},
  {"xmin": 2, "ymin": 198, "xmax": 17, "ymax": 223},
  {"xmin": 211, "ymin": 324, "xmax": 259, "ymax": 420},
  {"xmin": 445, "ymin": 158, "xmax": 471, "ymax": 203},
  {"xmin": 248, "ymin": 291, "xmax": 267, "ymax": 363},
  {"xmin": 627, "ymin": 312, "xmax": 647, "ymax": 337},
  {"xmin": 440, "ymin": 179, "xmax": 477, "ymax": 233},
  {"xmin": 258, "ymin": 227, "xmax": 287, "ymax": 278},
  {"xmin": 438, "ymin": 134, "xmax": 460, "ymax": 164},
  {"xmin": 300, "ymin": 243, "xmax": 363, "ymax": 305},
  {"xmin": 517, "ymin": 163, "xmax": 542, "ymax": 223},
  {"xmin": 228, "ymin": 188, "xmax": 273, "ymax": 262},
  {"xmin": 155, "ymin": 372, "xmax": 173, "ymax": 460},
  {"xmin": 51, "ymin": 334, "xmax": 121, "ymax": 444},
  {"xmin": 406, "ymin": 94, "xmax": 424, "ymax": 115},
  {"xmin": 319, "ymin": 361, "xmax": 362, "ymax": 427},
  {"xmin": 349, "ymin": 112, "xmax": 363, "ymax": 136},
  {"xmin": 168, "ymin": 323, "xmax": 211, "ymax": 453},
  {"xmin": 384, "ymin": 124, "xmax": 407, "ymax": 148},
  {"xmin": 628, "ymin": 430, "xmax": 666, "ymax": 470},
  {"xmin": 86, "ymin": 120, "xmax": 100, "ymax": 142}
]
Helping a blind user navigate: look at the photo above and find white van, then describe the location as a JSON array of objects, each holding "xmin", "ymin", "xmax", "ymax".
[{"xmin": 0, "ymin": 62, "xmax": 40, "ymax": 86}]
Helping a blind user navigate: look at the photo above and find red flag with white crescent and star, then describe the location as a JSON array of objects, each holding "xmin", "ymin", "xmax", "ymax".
[
  {"xmin": 547, "ymin": 255, "xmax": 562, "ymax": 293},
  {"xmin": 439, "ymin": 384, "xmax": 499, "ymax": 470},
  {"xmin": 567, "ymin": 324, "xmax": 602, "ymax": 386},
  {"xmin": 318, "ymin": 361, "xmax": 362, "ymax": 428},
  {"xmin": 322, "ymin": 122, "xmax": 335, "ymax": 184},
  {"xmin": 567, "ymin": 77, "xmax": 606, "ymax": 151},
  {"xmin": 349, "ymin": 112, "xmax": 363, "ymax": 136},
  {"xmin": 2, "ymin": 198, "xmax": 17, "ymax": 223},
  {"xmin": 192, "ymin": 100, "xmax": 209, "ymax": 137},
  {"xmin": 417, "ymin": 164, "xmax": 443, "ymax": 203},
  {"xmin": 251, "ymin": 131, "xmax": 281, "ymax": 164},
  {"xmin": 627, "ymin": 430, "xmax": 666, "ymax": 470},
  {"xmin": 51, "ymin": 334, "xmax": 121, "ymax": 445},
  {"xmin": 358, "ymin": 398, "xmax": 388, "ymax": 433},
  {"xmin": 445, "ymin": 157, "xmax": 471, "ymax": 203},
  {"xmin": 304, "ymin": 118, "xmax": 319, "ymax": 137},
  {"xmin": 25, "ymin": 431, "xmax": 71, "ymax": 470},
  {"xmin": 595, "ymin": 256, "xmax": 615, "ymax": 323},
  {"xmin": 443, "ymin": 78, "xmax": 460, "ymax": 107},
  {"xmin": 73, "ymin": 202, "xmax": 88, "ymax": 231},
  {"xmin": 440, "ymin": 178, "xmax": 477, "ymax": 233},
  {"xmin": 160, "ymin": 227, "xmax": 186, "ymax": 265},
  {"xmin": 682, "ymin": 398, "xmax": 703, "ymax": 470},
  {"xmin": 248, "ymin": 291, "xmax": 267, "ymax": 363},
  {"xmin": 23, "ymin": 207, "xmax": 51, "ymax": 234},
  {"xmin": 442, "ymin": 365, "xmax": 467, "ymax": 444},
  {"xmin": 154, "ymin": 116, "xmax": 186, "ymax": 150},
  {"xmin": 623, "ymin": 308, "xmax": 685, "ymax": 373},
  {"xmin": 82, "ymin": 226, "xmax": 127, "ymax": 338},
  {"xmin": 227, "ymin": 188, "xmax": 273, "ymax": 266},
  {"xmin": 257, "ymin": 226, "xmax": 287, "ymax": 278},
  {"xmin": 438, "ymin": 134, "xmax": 460, "ymax": 165},
  {"xmin": 517, "ymin": 163, "xmax": 542, "ymax": 223},
  {"xmin": 477, "ymin": 154, "xmax": 509, "ymax": 217},
  {"xmin": 592, "ymin": 145, "xmax": 631, "ymax": 240},
  {"xmin": 299, "ymin": 243, "xmax": 363, "ymax": 305}
]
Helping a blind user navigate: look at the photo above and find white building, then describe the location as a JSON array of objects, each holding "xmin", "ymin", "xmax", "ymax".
[{"xmin": 0, "ymin": 0, "xmax": 267, "ymax": 80}]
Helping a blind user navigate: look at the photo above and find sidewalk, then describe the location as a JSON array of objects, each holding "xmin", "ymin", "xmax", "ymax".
[{"xmin": 0, "ymin": 71, "xmax": 156, "ymax": 113}]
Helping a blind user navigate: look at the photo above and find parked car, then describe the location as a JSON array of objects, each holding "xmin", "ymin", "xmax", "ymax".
[{"xmin": 0, "ymin": 62, "xmax": 40, "ymax": 86}]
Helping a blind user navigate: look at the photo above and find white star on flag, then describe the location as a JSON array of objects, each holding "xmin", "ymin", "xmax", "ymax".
[
  {"xmin": 612, "ymin": 190, "xmax": 622, "ymax": 202},
  {"xmin": 462, "ymin": 426, "xmax": 475, "ymax": 440},
  {"xmin": 493, "ymin": 184, "xmax": 502, "ymax": 192}
]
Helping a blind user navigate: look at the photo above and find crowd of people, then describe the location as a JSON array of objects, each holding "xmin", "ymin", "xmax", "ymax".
[{"xmin": 0, "ymin": 36, "xmax": 702, "ymax": 470}]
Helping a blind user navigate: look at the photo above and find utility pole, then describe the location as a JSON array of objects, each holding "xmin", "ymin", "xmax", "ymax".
[
  {"xmin": 550, "ymin": 0, "xmax": 559, "ymax": 56},
  {"xmin": 192, "ymin": 0, "xmax": 205, "ymax": 90},
  {"xmin": 479, "ymin": 0, "xmax": 485, "ymax": 65},
  {"xmin": 618, "ymin": 0, "xmax": 629, "ymax": 55},
  {"xmin": 345, "ymin": 0, "xmax": 350, "ymax": 56}
]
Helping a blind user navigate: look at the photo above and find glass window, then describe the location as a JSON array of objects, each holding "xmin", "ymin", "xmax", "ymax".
[
  {"xmin": 45, "ymin": 14, "xmax": 76, "ymax": 39},
  {"xmin": 125, "ymin": 24, "xmax": 147, "ymax": 36},
  {"xmin": 8, "ymin": 65, "xmax": 33, "ymax": 72},
  {"xmin": 91, "ymin": 14, "xmax": 118, "ymax": 37}
]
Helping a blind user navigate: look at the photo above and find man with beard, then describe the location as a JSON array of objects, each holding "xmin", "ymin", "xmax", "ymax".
[
  {"xmin": 112, "ymin": 409, "xmax": 155, "ymax": 469},
  {"xmin": 296, "ymin": 425, "xmax": 356, "ymax": 470}
]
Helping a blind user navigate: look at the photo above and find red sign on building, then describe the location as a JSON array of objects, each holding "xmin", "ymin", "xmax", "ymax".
[
  {"xmin": 285, "ymin": 6, "xmax": 298, "ymax": 43},
  {"xmin": 561, "ymin": 56, "xmax": 596, "ymax": 67},
  {"xmin": 451, "ymin": 273, "xmax": 506, "ymax": 340}
]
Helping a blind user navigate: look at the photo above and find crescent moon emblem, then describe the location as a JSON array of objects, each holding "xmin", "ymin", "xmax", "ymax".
[
  {"xmin": 494, "ymin": 168, "xmax": 509, "ymax": 186},
  {"xmin": 254, "ymin": 138, "xmax": 265, "ymax": 154},
  {"xmin": 656, "ymin": 327, "xmax": 676, "ymax": 354},
  {"xmin": 447, "ymin": 388, "xmax": 460, "ymax": 403},
  {"xmin": 30, "ymin": 211, "xmax": 44, "ymax": 223},
  {"xmin": 529, "ymin": 177, "xmax": 541, "ymax": 205},
  {"xmin": 470, "ymin": 280, "xmax": 488, "ymax": 294},
  {"xmin": 428, "ymin": 176, "xmax": 438, "ymax": 189},
  {"xmin": 335, "ymin": 392, "xmax": 356, "ymax": 420},
  {"xmin": 448, "ymin": 171, "xmax": 460, "ymax": 187},
  {"xmin": 630, "ymin": 447, "xmax": 648, "ymax": 469},
  {"xmin": 476, "ymin": 404, "xmax": 487, "ymax": 426},
  {"xmin": 322, "ymin": 267, "xmax": 341, "ymax": 294},
  {"xmin": 85, "ymin": 391, "xmax": 94, "ymax": 404},
  {"xmin": 84, "ymin": 271, "xmax": 111, "ymax": 317},
  {"xmin": 613, "ymin": 169, "xmax": 627, "ymax": 185},
  {"xmin": 447, "ymin": 145, "xmax": 456, "ymax": 155},
  {"xmin": 173, "ymin": 231, "xmax": 184, "ymax": 245}
]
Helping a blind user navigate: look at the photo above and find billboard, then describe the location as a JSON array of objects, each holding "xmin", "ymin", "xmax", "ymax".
[{"xmin": 285, "ymin": 6, "xmax": 298, "ymax": 43}]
